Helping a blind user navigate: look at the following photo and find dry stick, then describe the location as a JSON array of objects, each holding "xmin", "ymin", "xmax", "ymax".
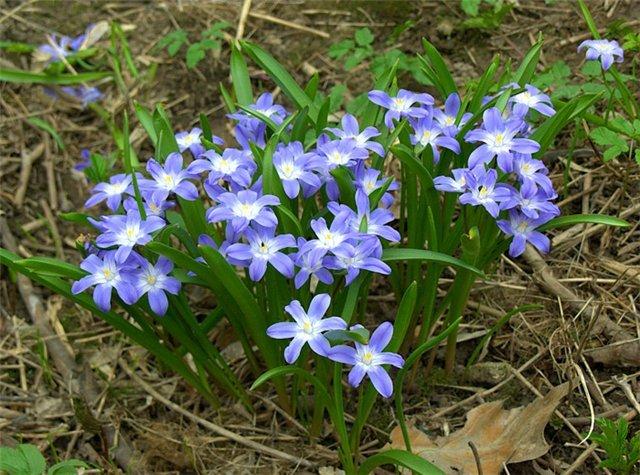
[
  {"xmin": 523, "ymin": 245, "xmax": 640, "ymax": 367},
  {"xmin": 612, "ymin": 376, "xmax": 640, "ymax": 415},
  {"xmin": 40, "ymin": 199, "xmax": 64, "ymax": 259},
  {"xmin": 432, "ymin": 349, "xmax": 547, "ymax": 419},
  {"xmin": 119, "ymin": 361, "xmax": 315, "ymax": 469},
  {"xmin": 248, "ymin": 11, "xmax": 330, "ymax": 38},
  {"xmin": 236, "ymin": 0, "xmax": 252, "ymax": 40},
  {"xmin": 0, "ymin": 218, "xmax": 136, "ymax": 471},
  {"xmin": 13, "ymin": 143, "xmax": 45, "ymax": 207},
  {"xmin": 552, "ymin": 203, "xmax": 640, "ymax": 249},
  {"xmin": 42, "ymin": 133, "xmax": 58, "ymax": 210}
]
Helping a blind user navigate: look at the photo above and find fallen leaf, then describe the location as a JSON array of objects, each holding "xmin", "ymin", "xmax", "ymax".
[{"xmin": 389, "ymin": 383, "xmax": 570, "ymax": 475}]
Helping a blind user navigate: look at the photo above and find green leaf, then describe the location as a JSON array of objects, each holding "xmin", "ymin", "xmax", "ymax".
[
  {"xmin": 537, "ymin": 214, "xmax": 629, "ymax": 232},
  {"xmin": 358, "ymin": 450, "xmax": 444, "ymax": 475},
  {"xmin": 157, "ymin": 29, "xmax": 188, "ymax": 56},
  {"xmin": 231, "ymin": 43, "xmax": 253, "ymax": 106},
  {"xmin": 48, "ymin": 459, "xmax": 89, "ymax": 475},
  {"xmin": 328, "ymin": 39, "xmax": 355, "ymax": 59},
  {"xmin": 59, "ymin": 212, "xmax": 91, "ymax": 225},
  {"xmin": 420, "ymin": 38, "xmax": 457, "ymax": 97},
  {"xmin": 239, "ymin": 41, "xmax": 318, "ymax": 121},
  {"xmin": 0, "ymin": 69, "xmax": 111, "ymax": 85},
  {"xmin": 355, "ymin": 27, "xmax": 375, "ymax": 46},
  {"xmin": 513, "ymin": 34, "xmax": 542, "ymax": 86},
  {"xmin": 461, "ymin": 0, "xmax": 481, "ymax": 16},
  {"xmin": 382, "ymin": 248, "xmax": 485, "ymax": 277},
  {"xmin": 577, "ymin": 0, "xmax": 600, "ymax": 38},
  {"xmin": 16, "ymin": 257, "xmax": 84, "ymax": 279},
  {"xmin": 0, "ymin": 40, "xmax": 36, "ymax": 53},
  {"xmin": 27, "ymin": 117, "xmax": 64, "ymax": 150},
  {"xmin": 185, "ymin": 43, "xmax": 205, "ymax": 68},
  {"xmin": 134, "ymin": 101, "xmax": 158, "ymax": 145},
  {"xmin": 18, "ymin": 444, "xmax": 47, "ymax": 475}
]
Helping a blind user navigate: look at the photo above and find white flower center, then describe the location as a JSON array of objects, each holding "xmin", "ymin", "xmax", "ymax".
[
  {"xmin": 327, "ymin": 151, "xmax": 348, "ymax": 165},
  {"xmin": 102, "ymin": 267, "xmax": 116, "ymax": 282},
  {"xmin": 360, "ymin": 350, "xmax": 374, "ymax": 366},
  {"xmin": 146, "ymin": 274, "xmax": 157, "ymax": 285},
  {"xmin": 160, "ymin": 173, "xmax": 176, "ymax": 190},
  {"xmin": 301, "ymin": 319, "xmax": 314, "ymax": 335},
  {"xmin": 517, "ymin": 91, "xmax": 538, "ymax": 107},
  {"xmin": 121, "ymin": 225, "xmax": 142, "ymax": 245},
  {"xmin": 478, "ymin": 186, "xmax": 490, "ymax": 199},
  {"xmin": 235, "ymin": 202, "xmax": 259, "ymax": 219},
  {"xmin": 216, "ymin": 159, "xmax": 236, "ymax": 174},
  {"xmin": 105, "ymin": 181, "xmax": 128, "ymax": 196},
  {"xmin": 517, "ymin": 221, "xmax": 530, "ymax": 233},
  {"xmin": 318, "ymin": 230, "xmax": 339, "ymax": 248},
  {"xmin": 278, "ymin": 161, "xmax": 300, "ymax": 179},
  {"xmin": 392, "ymin": 97, "xmax": 409, "ymax": 111},
  {"xmin": 444, "ymin": 116, "xmax": 455, "ymax": 126}
]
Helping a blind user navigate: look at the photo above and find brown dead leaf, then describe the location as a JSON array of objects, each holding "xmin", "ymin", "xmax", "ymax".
[{"xmin": 389, "ymin": 383, "xmax": 570, "ymax": 475}]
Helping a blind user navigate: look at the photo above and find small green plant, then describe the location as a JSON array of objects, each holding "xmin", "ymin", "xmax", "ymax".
[
  {"xmin": 0, "ymin": 444, "xmax": 88, "ymax": 475},
  {"xmin": 589, "ymin": 418, "xmax": 640, "ymax": 474},
  {"xmin": 156, "ymin": 22, "xmax": 230, "ymax": 68},
  {"xmin": 459, "ymin": 0, "xmax": 513, "ymax": 30}
]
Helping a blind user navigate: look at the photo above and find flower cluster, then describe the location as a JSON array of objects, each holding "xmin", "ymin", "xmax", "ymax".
[
  {"xmin": 267, "ymin": 294, "xmax": 404, "ymax": 398},
  {"xmin": 425, "ymin": 93, "xmax": 560, "ymax": 257}
]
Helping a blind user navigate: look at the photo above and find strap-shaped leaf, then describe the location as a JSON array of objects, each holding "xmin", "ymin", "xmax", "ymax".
[
  {"xmin": 536, "ymin": 213, "xmax": 629, "ymax": 232},
  {"xmin": 231, "ymin": 43, "xmax": 253, "ymax": 106},
  {"xmin": 382, "ymin": 248, "xmax": 485, "ymax": 277},
  {"xmin": 358, "ymin": 449, "xmax": 444, "ymax": 475}
]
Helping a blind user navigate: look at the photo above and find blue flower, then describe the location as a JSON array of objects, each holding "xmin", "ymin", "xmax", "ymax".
[
  {"xmin": 273, "ymin": 142, "xmax": 322, "ymax": 199},
  {"xmin": 130, "ymin": 256, "xmax": 181, "ymax": 316},
  {"xmin": 226, "ymin": 225, "xmax": 296, "ymax": 281},
  {"xmin": 459, "ymin": 168, "xmax": 511, "ymax": 218},
  {"xmin": 293, "ymin": 240, "xmax": 334, "ymax": 289},
  {"xmin": 71, "ymin": 251, "xmax": 139, "ymax": 312},
  {"xmin": 84, "ymin": 173, "xmax": 132, "ymax": 211},
  {"xmin": 465, "ymin": 107, "xmax": 540, "ymax": 172},
  {"xmin": 510, "ymin": 85, "xmax": 555, "ymax": 118},
  {"xmin": 60, "ymin": 86, "xmax": 102, "ymax": 108},
  {"xmin": 329, "ymin": 322, "xmax": 404, "ymax": 398},
  {"xmin": 143, "ymin": 152, "xmax": 200, "ymax": 201},
  {"xmin": 206, "ymin": 190, "xmax": 280, "ymax": 234},
  {"xmin": 95, "ymin": 210, "xmax": 165, "ymax": 260},
  {"xmin": 368, "ymin": 89, "xmax": 434, "ymax": 128},
  {"xmin": 409, "ymin": 114, "xmax": 460, "ymax": 162},
  {"xmin": 325, "ymin": 237, "xmax": 390, "ymax": 284},
  {"xmin": 187, "ymin": 148, "xmax": 256, "ymax": 188},
  {"xmin": 497, "ymin": 211, "xmax": 551, "ymax": 257},
  {"xmin": 267, "ymin": 294, "xmax": 346, "ymax": 363},
  {"xmin": 433, "ymin": 93, "xmax": 472, "ymax": 137},
  {"xmin": 326, "ymin": 114, "xmax": 385, "ymax": 157},
  {"xmin": 578, "ymin": 39, "xmax": 623, "ymax": 70}
]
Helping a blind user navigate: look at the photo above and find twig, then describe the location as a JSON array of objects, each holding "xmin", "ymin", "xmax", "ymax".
[
  {"xmin": 13, "ymin": 143, "xmax": 45, "ymax": 207},
  {"xmin": 119, "ymin": 360, "xmax": 315, "ymax": 469},
  {"xmin": 248, "ymin": 11, "xmax": 330, "ymax": 38},
  {"xmin": 612, "ymin": 376, "xmax": 640, "ymax": 415},
  {"xmin": 40, "ymin": 199, "xmax": 64, "ymax": 259},
  {"xmin": 468, "ymin": 441, "xmax": 483, "ymax": 475},
  {"xmin": 236, "ymin": 0, "xmax": 252, "ymax": 40}
]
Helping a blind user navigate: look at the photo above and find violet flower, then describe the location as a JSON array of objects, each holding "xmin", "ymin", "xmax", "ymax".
[
  {"xmin": 325, "ymin": 238, "xmax": 390, "ymax": 284},
  {"xmin": 578, "ymin": 39, "xmax": 624, "ymax": 70},
  {"xmin": 510, "ymin": 85, "xmax": 555, "ymax": 117},
  {"xmin": 302, "ymin": 216, "xmax": 356, "ymax": 255},
  {"xmin": 434, "ymin": 167, "xmax": 475, "ymax": 194},
  {"xmin": 273, "ymin": 142, "xmax": 322, "ymax": 199},
  {"xmin": 410, "ymin": 115, "xmax": 460, "ymax": 162},
  {"xmin": 84, "ymin": 173, "xmax": 132, "ymax": 211},
  {"xmin": 175, "ymin": 127, "xmax": 215, "ymax": 158},
  {"xmin": 353, "ymin": 165, "xmax": 397, "ymax": 208},
  {"xmin": 60, "ymin": 86, "xmax": 102, "ymax": 107},
  {"xmin": 95, "ymin": 210, "xmax": 165, "ymax": 260},
  {"xmin": 315, "ymin": 138, "xmax": 369, "ymax": 171},
  {"xmin": 226, "ymin": 226, "xmax": 296, "ymax": 281},
  {"xmin": 465, "ymin": 107, "xmax": 540, "ymax": 172},
  {"xmin": 293, "ymin": 240, "xmax": 334, "ymax": 289},
  {"xmin": 74, "ymin": 149, "xmax": 91, "ymax": 172},
  {"xmin": 71, "ymin": 251, "xmax": 139, "ymax": 312},
  {"xmin": 131, "ymin": 256, "xmax": 180, "ymax": 316},
  {"xmin": 502, "ymin": 180, "xmax": 559, "ymax": 220},
  {"xmin": 433, "ymin": 93, "xmax": 472, "ymax": 137},
  {"xmin": 459, "ymin": 168, "xmax": 511, "ymax": 218},
  {"xmin": 145, "ymin": 152, "xmax": 199, "ymax": 201},
  {"xmin": 267, "ymin": 294, "xmax": 347, "ymax": 363},
  {"xmin": 368, "ymin": 89, "xmax": 434, "ymax": 128},
  {"xmin": 206, "ymin": 190, "xmax": 280, "ymax": 234},
  {"xmin": 497, "ymin": 211, "xmax": 551, "ymax": 257},
  {"xmin": 187, "ymin": 148, "xmax": 256, "ymax": 188},
  {"xmin": 329, "ymin": 321, "xmax": 404, "ymax": 398},
  {"xmin": 513, "ymin": 154, "xmax": 555, "ymax": 196},
  {"xmin": 326, "ymin": 114, "xmax": 385, "ymax": 157}
]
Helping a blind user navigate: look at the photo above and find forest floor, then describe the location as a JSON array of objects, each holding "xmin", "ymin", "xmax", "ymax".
[{"xmin": 1, "ymin": 1, "xmax": 639, "ymax": 473}]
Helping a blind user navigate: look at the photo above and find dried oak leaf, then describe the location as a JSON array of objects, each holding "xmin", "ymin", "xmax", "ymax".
[{"xmin": 389, "ymin": 382, "xmax": 570, "ymax": 475}]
